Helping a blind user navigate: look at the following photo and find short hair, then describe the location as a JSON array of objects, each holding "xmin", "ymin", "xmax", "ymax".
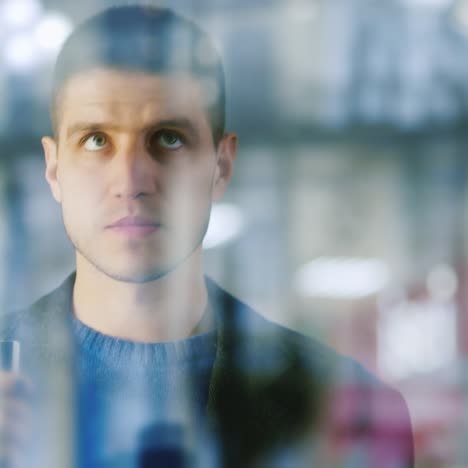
[{"xmin": 51, "ymin": 5, "xmax": 226, "ymax": 144}]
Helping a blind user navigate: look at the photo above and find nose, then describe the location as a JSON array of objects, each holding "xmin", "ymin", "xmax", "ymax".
[{"xmin": 108, "ymin": 138, "xmax": 158, "ymax": 199}]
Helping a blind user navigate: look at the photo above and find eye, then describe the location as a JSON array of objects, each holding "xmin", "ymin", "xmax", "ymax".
[
  {"xmin": 83, "ymin": 133, "xmax": 108, "ymax": 151},
  {"xmin": 153, "ymin": 130, "xmax": 184, "ymax": 150}
]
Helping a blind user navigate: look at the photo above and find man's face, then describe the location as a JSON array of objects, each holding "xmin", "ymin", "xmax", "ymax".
[{"xmin": 42, "ymin": 68, "xmax": 237, "ymax": 282}]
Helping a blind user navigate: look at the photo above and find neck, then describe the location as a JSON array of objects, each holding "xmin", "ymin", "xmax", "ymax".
[{"xmin": 73, "ymin": 249, "xmax": 208, "ymax": 342}]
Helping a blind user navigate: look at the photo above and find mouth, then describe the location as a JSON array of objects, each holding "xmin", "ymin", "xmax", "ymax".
[{"xmin": 106, "ymin": 216, "xmax": 162, "ymax": 237}]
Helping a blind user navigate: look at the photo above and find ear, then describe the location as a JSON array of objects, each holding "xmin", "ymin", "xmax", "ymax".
[
  {"xmin": 42, "ymin": 136, "xmax": 62, "ymax": 203},
  {"xmin": 212, "ymin": 132, "xmax": 238, "ymax": 201}
]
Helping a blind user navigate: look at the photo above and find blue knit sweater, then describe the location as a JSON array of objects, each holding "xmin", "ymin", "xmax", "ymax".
[{"xmin": 73, "ymin": 316, "xmax": 217, "ymax": 468}]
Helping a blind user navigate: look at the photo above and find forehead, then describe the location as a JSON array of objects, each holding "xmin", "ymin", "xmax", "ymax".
[{"xmin": 57, "ymin": 68, "xmax": 209, "ymax": 133}]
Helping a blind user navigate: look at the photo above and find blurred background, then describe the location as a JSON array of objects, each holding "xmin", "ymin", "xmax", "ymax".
[{"xmin": 1, "ymin": 0, "xmax": 468, "ymax": 465}]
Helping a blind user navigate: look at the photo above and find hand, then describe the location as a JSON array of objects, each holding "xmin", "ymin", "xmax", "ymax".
[{"xmin": 0, "ymin": 372, "xmax": 32, "ymax": 468}]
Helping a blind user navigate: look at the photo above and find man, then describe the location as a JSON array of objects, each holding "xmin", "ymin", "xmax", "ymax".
[{"xmin": 0, "ymin": 5, "xmax": 414, "ymax": 468}]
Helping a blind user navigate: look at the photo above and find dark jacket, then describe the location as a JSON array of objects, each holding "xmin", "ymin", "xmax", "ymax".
[{"xmin": 1, "ymin": 274, "xmax": 414, "ymax": 467}]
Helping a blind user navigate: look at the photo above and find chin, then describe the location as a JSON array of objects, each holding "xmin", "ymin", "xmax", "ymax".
[
  {"xmin": 73, "ymin": 230, "xmax": 206, "ymax": 284},
  {"xmin": 79, "ymin": 251, "xmax": 176, "ymax": 284},
  {"xmin": 99, "ymin": 265, "xmax": 174, "ymax": 284}
]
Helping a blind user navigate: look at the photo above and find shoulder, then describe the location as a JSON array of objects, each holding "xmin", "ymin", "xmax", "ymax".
[
  {"xmin": 0, "ymin": 273, "xmax": 75, "ymax": 341},
  {"xmin": 207, "ymin": 277, "xmax": 414, "ymax": 465},
  {"xmin": 207, "ymin": 275, "xmax": 373, "ymax": 379}
]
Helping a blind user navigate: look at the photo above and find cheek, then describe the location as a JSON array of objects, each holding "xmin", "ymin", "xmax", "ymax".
[
  {"xmin": 164, "ymin": 166, "xmax": 214, "ymax": 223},
  {"xmin": 170, "ymin": 163, "xmax": 214, "ymax": 201},
  {"xmin": 59, "ymin": 172, "xmax": 103, "ymax": 222},
  {"xmin": 59, "ymin": 165, "xmax": 102, "ymax": 198}
]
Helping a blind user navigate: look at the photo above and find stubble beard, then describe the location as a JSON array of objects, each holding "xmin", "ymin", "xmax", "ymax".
[{"xmin": 64, "ymin": 213, "xmax": 212, "ymax": 284}]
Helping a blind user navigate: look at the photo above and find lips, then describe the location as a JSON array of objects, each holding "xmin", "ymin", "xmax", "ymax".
[
  {"xmin": 106, "ymin": 216, "xmax": 162, "ymax": 237},
  {"xmin": 108, "ymin": 216, "xmax": 160, "ymax": 228}
]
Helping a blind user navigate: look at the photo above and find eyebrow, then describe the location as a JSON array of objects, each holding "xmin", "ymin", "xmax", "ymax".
[{"xmin": 66, "ymin": 118, "xmax": 199, "ymax": 139}]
